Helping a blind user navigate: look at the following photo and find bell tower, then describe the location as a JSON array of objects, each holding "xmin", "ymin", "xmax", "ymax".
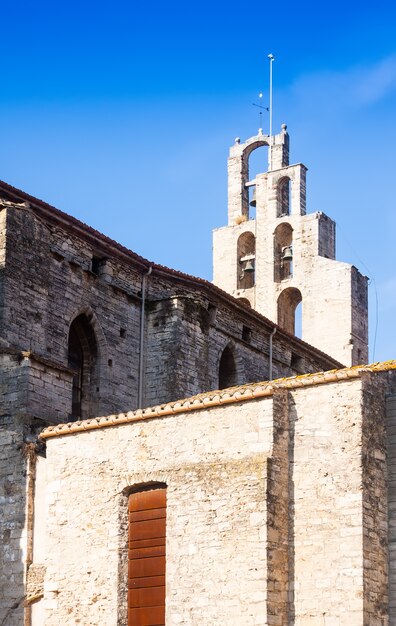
[{"xmin": 213, "ymin": 125, "xmax": 368, "ymax": 366}]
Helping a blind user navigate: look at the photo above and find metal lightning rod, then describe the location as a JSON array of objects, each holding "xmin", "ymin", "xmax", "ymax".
[{"xmin": 268, "ymin": 53, "xmax": 275, "ymax": 170}]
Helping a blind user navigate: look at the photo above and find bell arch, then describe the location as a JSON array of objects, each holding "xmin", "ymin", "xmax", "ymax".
[
  {"xmin": 274, "ymin": 222, "xmax": 293, "ymax": 282},
  {"xmin": 277, "ymin": 287, "xmax": 302, "ymax": 335},
  {"xmin": 67, "ymin": 310, "xmax": 104, "ymax": 419},
  {"xmin": 277, "ymin": 176, "xmax": 292, "ymax": 217},
  {"xmin": 237, "ymin": 231, "xmax": 256, "ymax": 290},
  {"xmin": 218, "ymin": 344, "xmax": 237, "ymax": 390},
  {"xmin": 247, "ymin": 144, "xmax": 269, "ymax": 217}
]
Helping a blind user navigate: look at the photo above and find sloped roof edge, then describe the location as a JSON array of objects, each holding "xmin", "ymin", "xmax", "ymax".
[
  {"xmin": 0, "ymin": 179, "xmax": 342, "ymax": 368},
  {"xmin": 39, "ymin": 360, "xmax": 396, "ymax": 440}
]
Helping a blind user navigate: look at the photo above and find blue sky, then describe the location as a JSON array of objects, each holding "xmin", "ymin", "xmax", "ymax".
[{"xmin": 0, "ymin": 0, "xmax": 395, "ymax": 362}]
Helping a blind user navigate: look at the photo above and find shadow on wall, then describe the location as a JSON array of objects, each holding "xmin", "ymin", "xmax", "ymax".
[{"xmin": 0, "ymin": 418, "xmax": 39, "ymax": 625}]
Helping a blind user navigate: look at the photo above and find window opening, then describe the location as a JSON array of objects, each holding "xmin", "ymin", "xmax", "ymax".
[
  {"xmin": 291, "ymin": 352, "xmax": 303, "ymax": 371},
  {"xmin": 68, "ymin": 324, "xmax": 84, "ymax": 419},
  {"xmin": 219, "ymin": 345, "xmax": 237, "ymax": 389},
  {"xmin": 277, "ymin": 177, "xmax": 292, "ymax": 217},
  {"xmin": 245, "ymin": 144, "xmax": 269, "ymax": 219},
  {"xmin": 274, "ymin": 223, "xmax": 293, "ymax": 282},
  {"xmin": 295, "ymin": 301, "xmax": 302, "ymax": 338},
  {"xmin": 242, "ymin": 325, "xmax": 252, "ymax": 343},
  {"xmin": 67, "ymin": 314, "xmax": 99, "ymax": 419},
  {"xmin": 237, "ymin": 232, "xmax": 256, "ymax": 290},
  {"xmin": 91, "ymin": 255, "xmax": 106, "ymax": 275},
  {"xmin": 277, "ymin": 288, "xmax": 302, "ymax": 336}
]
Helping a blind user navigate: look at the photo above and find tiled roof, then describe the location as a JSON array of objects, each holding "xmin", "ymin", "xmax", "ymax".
[{"xmin": 39, "ymin": 360, "xmax": 396, "ymax": 440}]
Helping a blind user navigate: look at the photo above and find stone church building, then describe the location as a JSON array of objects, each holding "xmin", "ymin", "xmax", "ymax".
[{"xmin": 0, "ymin": 125, "xmax": 395, "ymax": 625}]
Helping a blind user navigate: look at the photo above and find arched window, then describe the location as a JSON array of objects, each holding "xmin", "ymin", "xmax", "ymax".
[
  {"xmin": 219, "ymin": 345, "xmax": 237, "ymax": 389},
  {"xmin": 277, "ymin": 288, "xmax": 302, "ymax": 335},
  {"xmin": 237, "ymin": 232, "xmax": 256, "ymax": 290},
  {"xmin": 68, "ymin": 314, "xmax": 99, "ymax": 419},
  {"xmin": 274, "ymin": 223, "xmax": 293, "ymax": 282},
  {"xmin": 277, "ymin": 176, "xmax": 292, "ymax": 217},
  {"xmin": 247, "ymin": 145, "xmax": 269, "ymax": 219}
]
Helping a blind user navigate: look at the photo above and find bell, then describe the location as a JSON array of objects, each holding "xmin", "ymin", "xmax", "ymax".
[
  {"xmin": 281, "ymin": 246, "xmax": 293, "ymax": 263},
  {"xmin": 249, "ymin": 189, "xmax": 256, "ymax": 207},
  {"xmin": 243, "ymin": 259, "xmax": 255, "ymax": 273}
]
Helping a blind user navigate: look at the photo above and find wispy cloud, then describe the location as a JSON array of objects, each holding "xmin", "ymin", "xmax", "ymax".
[{"xmin": 289, "ymin": 55, "xmax": 396, "ymax": 113}]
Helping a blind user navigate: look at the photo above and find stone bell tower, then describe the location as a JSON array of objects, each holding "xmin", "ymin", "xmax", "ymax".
[{"xmin": 213, "ymin": 125, "xmax": 368, "ymax": 366}]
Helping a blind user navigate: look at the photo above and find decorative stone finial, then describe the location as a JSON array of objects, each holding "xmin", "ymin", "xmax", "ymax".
[
  {"xmin": 235, "ymin": 137, "xmax": 240, "ymax": 144},
  {"xmin": 281, "ymin": 123, "xmax": 287, "ymax": 131}
]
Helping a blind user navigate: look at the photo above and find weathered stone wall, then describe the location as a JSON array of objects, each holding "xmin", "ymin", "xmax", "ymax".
[
  {"xmin": 387, "ymin": 393, "xmax": 396, "ymax": 625},
  {"xmin": 34, "ymin": 370, "xmax": 395, "ymax": 625},
  {"xmin": 40, "ymin": 397, "xmax": 275, "ymax": 625},
  {"xmin": 0, "ymin": 201, "xmax": 340, "ymax": 421},
  {"xmin": 2, "ymin": 203, "xmax": 143, "ymax": 418},
  {"xmin": 290, "ymin": 379, "xmax": 378, "ymax": 625},
  {"xmin": 0, "ymin": 413, "xmax": 26, "ymax": 626}
]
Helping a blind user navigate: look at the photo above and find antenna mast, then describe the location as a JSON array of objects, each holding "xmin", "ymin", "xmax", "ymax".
[{"xmin": 268, "ymin": 53, "xmax": 275, "ymax": 170}]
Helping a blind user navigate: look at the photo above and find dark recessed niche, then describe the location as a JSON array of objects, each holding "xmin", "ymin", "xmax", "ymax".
[
  {"xmin": 208, "ymin": 304, "xmax": 217, "ymax": 325},
  {"xmin": 120, "ymin": 328, "xmax": 126, "ymax": 338},
  {"xmin": 242, "ymin": 325, "xmax": 252, "ymax": 343},
  {"xmin": 91, "ymin": 256, "xmax": 107, "ymax": 275},
  {"xmin": 291, "ymin": 352, "xmax": 303, "ymax": 370},
  {"xmin": 108, "ymin": 359, "xmax": 113, "ymax": 367}
]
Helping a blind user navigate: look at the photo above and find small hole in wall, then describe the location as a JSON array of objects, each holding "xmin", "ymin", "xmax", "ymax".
[
  {"xmin": 291, "ymin": 352, "xmax": 303, "ymax": 371},
  {"xmin": 208, "ymin": 304, "xmax": 217, "ymax": 325},
  {"xmin": 242, "ymin": 325, "xmax": 252, "ymax": 343},
  {"xmin": 108, "ymin": 359, "xmax": 113, "ymax": 367},
  {"xmin": 120, "ymin": 328, "xmax": 126, "ymax": 338}
]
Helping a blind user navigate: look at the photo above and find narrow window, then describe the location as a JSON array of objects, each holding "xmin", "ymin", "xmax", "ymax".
[
  {"xmin": 277, "ymin": 177, "xmax": 292, "ymax": 217},
  {"xmin": 274, "ymin": 223, "xmax": 293, "ymax": 282},
  {"xmin": 242, "ymin": 325, "xmax": 252, "ymax": 343},
  {"xmin": 68, "ymin": 323, "xmax": 84, "ymax": 418},
  {"xmin": 237, "ymin": 232, "xmax": 256, "ymax": 290},
  {"xmin": 91, "ymin": 255, "xmax": 107, "ymax": 275},
  {"xmin": 67, "ymin": 314, "xmax": 99, "ymax": 419},
  {"xmin": 219, "ymin": 345, "xmax": 237, "ymax": 389},
  {"xmin": 128, "ymin": 487, "xmax": 166, "ymax": 626}
]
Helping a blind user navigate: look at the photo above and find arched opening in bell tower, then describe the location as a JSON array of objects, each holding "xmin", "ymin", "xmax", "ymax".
[
  {"xmin": 246, "ymin": 144, "xmax": 269, "ymax": 219},
  {"xmin": 277, "ymin": 287, "xmax": 302, "ymax": 336},
  {"xmin": 68, "ymin": 314, "xmax": 99, "ymax": 419},
  {"xmin": 274, "ymin": 223, "xmax": 293, "ymax": 282},
  {"xmin": 277, "ymin": 176, "xmax": 292, "ymax": 217},
  {"xmin": 237, "ymin": 231, "xmax": 256, "ymax": 290}
]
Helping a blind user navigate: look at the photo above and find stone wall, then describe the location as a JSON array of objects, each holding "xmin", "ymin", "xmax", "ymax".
[
  {"xmin": 40, "ymin": 396, "xmax": 275, "ymax": 625},
  {"xmin": 34, "ymin": 366, "xmax": 396, "ymax": 625},
  {"xmin": 0, "ymin": 200, "xmax": 340, "ymax": 420}
]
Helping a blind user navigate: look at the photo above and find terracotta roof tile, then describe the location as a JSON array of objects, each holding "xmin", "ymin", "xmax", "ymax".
[{"xmin": 39, "ymin": 360, "xmax": 396, "ymax": 440}]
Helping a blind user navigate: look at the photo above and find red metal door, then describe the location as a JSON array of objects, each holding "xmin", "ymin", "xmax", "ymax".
[{"xmin": 128, "ymin": 488, "xmax": 166, "ymax": 626}]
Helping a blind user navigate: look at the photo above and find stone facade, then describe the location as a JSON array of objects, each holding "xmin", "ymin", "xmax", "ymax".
[
  {"xmin": 34, "ymin": 363, "xmax": 396, "ymax": 625},
  {"xmin": 0, "ymin": 176, "xmax": 342, "ymax": 624},
  {"xmin": 0, "ymin": 124, "xmax": 377, "ymax": 625},
  {"xmin": 213, "ymin": 126, "xmax": 368, "ymax": 366}
]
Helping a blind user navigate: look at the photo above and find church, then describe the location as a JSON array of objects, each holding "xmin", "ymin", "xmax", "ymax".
[{"xmin": 1, "ymin": 124, "xmax": 395, "ymax": 625}]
